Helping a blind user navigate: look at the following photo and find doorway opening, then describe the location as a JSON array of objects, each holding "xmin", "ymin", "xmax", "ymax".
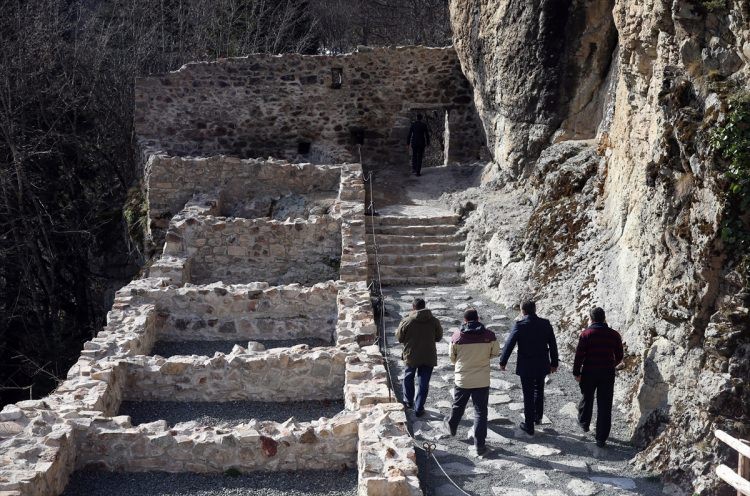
[{"xmin": 409, "ymin": 108, "xmax": 448, "ymax": 168}]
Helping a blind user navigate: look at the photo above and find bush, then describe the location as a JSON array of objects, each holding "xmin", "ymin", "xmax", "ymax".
[{"xmin": 711, "ymin": 92, "xmax": 750, "ymax": 253}]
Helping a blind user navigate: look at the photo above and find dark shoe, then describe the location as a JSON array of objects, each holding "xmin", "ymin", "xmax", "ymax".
[
  {"xmin": 443, "ymin": 418, "xmax": 456, "ymax": 436},
  {"xmin": 416, "ymin": 173, "xmax": 421, "ymax": 176},
  {"xmin": 519, "ymin": 422, "xmax": 534, "ymax": 436},
  {"xmin": 403, "ymin": 402, "xmax": 413, "ymax": 410},
  {"xmin": 579, "ymin": 422, "xmax": 590, "ymax": 433},
  {"xmin": 534, "ymin": 418, "xmax": 542, "ymax": 426},
  {"xmin": 415, "ymin": 410, "xmax": 426, "ymax": 418},
  {"xmin": 474, "ymin": 445, "xmax": 487, "ymax": 457},
  {"xmin": 596, "ymin": 439, "xmax": 606, "ymax": 448}
]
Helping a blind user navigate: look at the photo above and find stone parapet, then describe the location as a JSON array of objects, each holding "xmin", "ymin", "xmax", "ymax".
[
  {"xmin": 128, "ymin": 280, "xmax": 339, "ymax": 342},
  {"xmin": 122, "ymin": 346, "xmax": 349, "ymax": 402},
  {"xmin": 144, "ymin": 155, "xmax": 341, "ymax": 246},
  {"xmin": 72, "ymin": 410, "xmax": 359, "ymax": 473},
  {"xmin": 164, "ymin": 213, "xmax": 342, "ymax": 285}
]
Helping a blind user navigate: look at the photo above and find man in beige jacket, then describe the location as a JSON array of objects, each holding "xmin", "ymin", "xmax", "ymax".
[{"xmin": 445, "ymin": 308, "xmax": 500, "ymax": 456}]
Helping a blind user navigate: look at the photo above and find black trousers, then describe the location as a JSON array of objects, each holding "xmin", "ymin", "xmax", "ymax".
[
  {"xmin": 577, "ymin": 371, "xmax": 616, "ymax": 442},
  {"xmin": 411, "ymin": 145, "xmax": 425, "ymax": 174},
  {"xmin": 448, "ymin": 386, "xmax": 489, "ymax": 448},
  {"xmin": 520, "ymin": 375, "xmax": 545, "ymax": 433}
]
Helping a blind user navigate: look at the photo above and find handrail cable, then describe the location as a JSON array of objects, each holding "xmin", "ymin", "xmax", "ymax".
[{"xmin": 362, "ymin": 163, "xmax": 473, "ymax": 496}]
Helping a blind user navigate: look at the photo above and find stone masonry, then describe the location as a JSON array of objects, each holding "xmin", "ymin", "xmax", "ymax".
[
  {"xmin": 134, "ymin": 46, "xmax": 485, "ymax": 168},
  {"xmin": 0, "ymin": 161, "xmax": 420, "ymax": 495}
]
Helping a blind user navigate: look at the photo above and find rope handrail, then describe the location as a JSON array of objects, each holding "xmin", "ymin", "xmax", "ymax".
[{"xmin": 362, "ymin": 162, "xmax": 473, "ymax": 496}]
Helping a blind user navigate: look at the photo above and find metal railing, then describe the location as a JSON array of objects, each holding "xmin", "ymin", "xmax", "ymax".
[{"xmin": 716, "ymin": 430, "xmax": 750, "ymax": 496}]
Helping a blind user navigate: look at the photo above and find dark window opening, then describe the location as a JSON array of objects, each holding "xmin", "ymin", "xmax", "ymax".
[
  {"xmin": 350, "ymin": 128, "xmax": 365, "ymax": 145},
  {"xmin": 297, "ymin": 141, "xmax": 311, "ymax": 155},
  {"xmin": 331, "ymin": 68, "xmax": 343, "ymax": 89}
]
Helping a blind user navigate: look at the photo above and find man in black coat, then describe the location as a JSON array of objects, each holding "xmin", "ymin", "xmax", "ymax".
[
  {"xmin": 406, "ymin": 114, "xmax": 430, "ymax": 176},
  {"xmin": 573, "ymin": 307, "xmax": 624, "ymax": 448},
  {"xmin": 499, "ymin": 300, "xmax": 559, "ymax": 436}
]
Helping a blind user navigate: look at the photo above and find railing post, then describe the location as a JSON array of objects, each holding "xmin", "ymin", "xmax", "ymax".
[{"xmin": 741, "ymin": 450, "xmax": 750, "ymax": 496}]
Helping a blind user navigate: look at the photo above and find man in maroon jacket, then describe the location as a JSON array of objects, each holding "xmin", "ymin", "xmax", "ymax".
[{"xmin": 573, "ymin": 307, "xmax": 624, "ymax": 448}]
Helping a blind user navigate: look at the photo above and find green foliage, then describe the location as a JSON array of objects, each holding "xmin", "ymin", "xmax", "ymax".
[
  {"xmin": 700, "ymin": 0, "xmax": 728, "ymax": 11},
  {"xmin": 711, "ymin": 93, "xmax": 750, "ymax": 253}
]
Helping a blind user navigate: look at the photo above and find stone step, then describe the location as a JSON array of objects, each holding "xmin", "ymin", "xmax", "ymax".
[
  {"xmin": 370, "ymin": 242, "xmax": 466, "ymax": 254},
  {"xmin": 368, "ymin": 252, "xmax": 463, "ymax": 265},
  {"xmin": 379, "ymin": 273, "xmax": 465, "ymax": 286},
  {"xmin": 365, "ymin": 214, "xmax": 461, "ymax": 226},
  {"xmin": 366, "ymin": 233, "xmax": 464, "ymax": 245},
  {"xmin": 372, "ymin": 224, "xmax": 459, "ymax": 236},
  {"xmin": 375, "ymin": 263, "xmax": 464, "ymax": 278}
]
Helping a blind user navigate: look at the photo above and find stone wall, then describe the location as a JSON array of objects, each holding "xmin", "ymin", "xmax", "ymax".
[
  {"xmin": 130, "ymin": 281, "xmax": 338, "ymax": 342},
  {"xmin": 122, "ymin": 347, "xmax": 347, "ymax": 402},
  {"xmin": 0, "ymin": 158, "xmax": 421, "ymax": 496},
  {"xmin": 145, "ymin": 155, "xmax": 341, "ymax": 243},
  {"xmin": 134, "ymin": 47, "xmax": 485, "ymax": 168},
  {"xmin": 163, "ymin": 214, "xmax": 342, "ymax": 285},
  {"xmin": 73, "ymin": 412, "xmax": 360, "ymax": 473}
]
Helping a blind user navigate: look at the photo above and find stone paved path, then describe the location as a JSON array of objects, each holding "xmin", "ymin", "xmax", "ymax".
[{"xmin": 382, "ymin": 285, "xmax": 664, "ymax": 496}]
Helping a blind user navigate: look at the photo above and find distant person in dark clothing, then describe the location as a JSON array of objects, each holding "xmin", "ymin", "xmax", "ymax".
[
  {"xmin": 396, "ymin": 297, "xmax": 443, "ymax": 417},
  {"xmin": 573, "ymin": 307, "xmax": 624, "ymax": 448},
  {"xmin": 407, "ymin": 114, "xmax": 430, "ymax": 176},
  {"xmin": 499, "ymin": 300, "xmax": 559, "ymax": 436}
]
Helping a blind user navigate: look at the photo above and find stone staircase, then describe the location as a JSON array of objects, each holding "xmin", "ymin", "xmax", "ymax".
[{"xmin": 366, "ymin": 214, "xmax": 465, "ymax": 286}]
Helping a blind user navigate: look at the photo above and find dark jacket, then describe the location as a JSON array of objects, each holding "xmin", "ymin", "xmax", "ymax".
[
  {"xmin": 407, "ymin": 121, "xmax": 430, "ymax": 149},
  {"xmin": 573, "ymin": 323, "xmax": 624, "ymax": 376},
  {"xmin": 499, "ymin": 314, "xmax": 559, "ymax": 377},
  {"xmin": 395, "ymin": 309, "xmax": 443, "ymax": 367}
]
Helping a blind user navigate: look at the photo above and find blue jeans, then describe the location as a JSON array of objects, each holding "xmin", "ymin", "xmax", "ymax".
[
  {"xmin": 448, "ymin": 386, "xmax": 489, "ymax": 448},
  {"xmin": 402, "ymin": 365, "xmax": 433, "ymax": 413}
]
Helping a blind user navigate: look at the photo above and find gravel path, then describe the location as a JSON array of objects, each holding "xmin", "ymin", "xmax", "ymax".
[
  {"xmin": 61, "ymin": 469, "xmax": 357, "ymax": 495},
  {"xmin": 382, "ymin": 285, "xmax": 664, "ymax": 496},
  {"xmin": 151, "ymin": 338, "xmax": 333, "ymax": 357},
  {"xmin": 119, "ymin": 400, "xmax": 345, "ymax": 427}
]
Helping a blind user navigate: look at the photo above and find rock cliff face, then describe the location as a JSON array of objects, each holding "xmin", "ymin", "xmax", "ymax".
[{"xmin": 449, "ymin": 0, "xmax": 750, "ymax": 493}]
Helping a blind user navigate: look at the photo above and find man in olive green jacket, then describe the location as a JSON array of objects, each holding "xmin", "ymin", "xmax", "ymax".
[{"xmin": 396, "ymin": 298, "xmax": 443, "ymax": 417}]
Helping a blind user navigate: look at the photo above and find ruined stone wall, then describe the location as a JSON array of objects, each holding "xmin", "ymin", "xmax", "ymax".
[
  {"xmin": 134, "ymin": 47, "xmax": 485, "ymax": 168},
  {"xmin": 146, "ymin": 156, "xmax": 341, "ymax": 242},
  {"xmin": 450, "ymin": 0, "xmax": 750, "ymax": 493},
  {"xmin": 139, "ymin": 281, "xmax": 338, "ymax": 342},
  {"xmin": 0, "ymin": 160, "xmax": 420, "ymax": 496},
  {"xmin": 123, "ymin": 348, "xmax": 347, "ymax": 402},
  {"xmin": 164, "ymin": 214, "xmax": 342, "ymax": 285}
]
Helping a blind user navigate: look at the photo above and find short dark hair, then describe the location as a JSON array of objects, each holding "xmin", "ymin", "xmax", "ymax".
[
  {"xmin": 464, "ymin": 308, "xmax": 479, "ymax": 322},
  {"xmin": 590, "ymin": 307, "xmax": 606, "ymax": 323},
  {"xmin": 521, "ymin": 300, "xmax": 536, "ymax": 315},
  {"xmin": 413, "ymin": 298, "xmax": 426, "ymax": 310},
  {"xmin": 416, "ymin": 113, "xmax": 423, "ymax": 121}
]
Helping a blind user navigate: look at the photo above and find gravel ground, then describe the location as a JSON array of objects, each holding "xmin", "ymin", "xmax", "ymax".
[
  {"xmin": 119, "ymin": 400, "xmax": 345, "ymax": 427},
  {"xmin": 61, "ymin": 469, "xmax": 357, "ymax": 495},
  {"xmin": 150, "ymin": 339, "xmax": 333, "ymax": 357},
  {"xmin": 382, "ymin": 285, "xmax": 664, "ymax": 496}
]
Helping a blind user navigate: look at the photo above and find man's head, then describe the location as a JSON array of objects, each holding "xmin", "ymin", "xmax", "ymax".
[
  {"xmin": 590, "ymin": 306, "xmax": 606, "ymax": 324},
  {"xmin": 520, "ymin": 300, "xmax": 536, "ymax": 316},
  {"xmin": 412, "ymin": 298, "xmax": 426, "ymax": 311},
  {"xmin": 416, "ymin": 113, "xmax": 423, "ymax": 121},
  {"xmin": 464, "ymin": 307, "xmax": 479, "ymax": 322}
]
